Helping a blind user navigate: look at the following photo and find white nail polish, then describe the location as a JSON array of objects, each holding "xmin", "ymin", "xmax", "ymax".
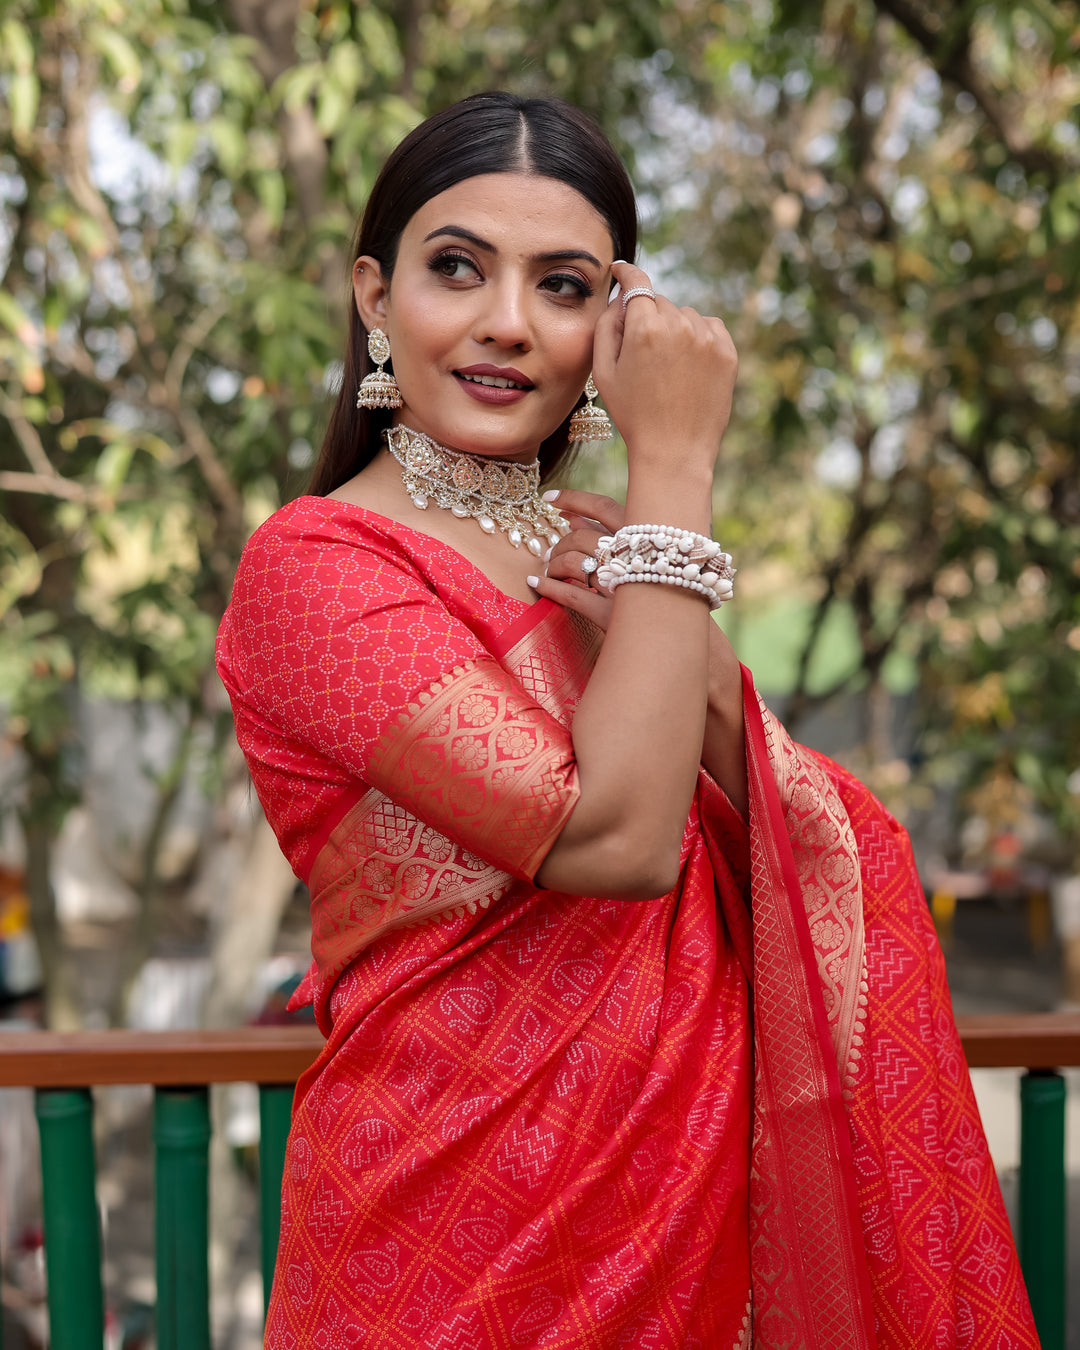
[
  {"xmin": 543, "ymin": 546, "xmax": 553, "ymax": 562},
  {"xmin": 526, "ymin": 575, "xmax": 540, "ymax": 588},
  {"xmin": 542, "ymin": 490, "xmax": 560, "ymax": 502}
]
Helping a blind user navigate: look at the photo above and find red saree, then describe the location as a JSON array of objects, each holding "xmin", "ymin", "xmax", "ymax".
[{"xmin": 216, "ymin": 497, "xmax": 1038, "ymax": 1349}]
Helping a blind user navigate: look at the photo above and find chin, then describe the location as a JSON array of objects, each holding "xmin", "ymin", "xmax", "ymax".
[{"xmin": 399, "ymin": 401, "xmax": 557, "ymax": 461}]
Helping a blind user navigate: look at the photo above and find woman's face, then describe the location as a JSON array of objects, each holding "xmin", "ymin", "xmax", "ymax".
[{"xmin": 354, "ymin": 172, "xmax": 615, "ymax": 461}]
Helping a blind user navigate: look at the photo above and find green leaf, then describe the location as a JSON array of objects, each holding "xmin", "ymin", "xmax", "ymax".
[
  {"xmin": 87, "ymin": 25, "xmax": 142, "ymax": 90},
  {"xmin": 208, "ymin": 117, "xmax": 247, "ymax": 177},
  {"xmin": 165, "ymin": 119, "xmax": 200, "ymax": 169},
  {"xmin": 355, "ymin": 9, "xmax": 402, "ymax": 81},
  {"xmin": 9, "ymin": 69, "xmax": 39, "ymax": 136},
  {"xmin": 0, "ymin": 18, "xmax": 34, "ymax": 72},
  {"xmin": 0, "ymin": 291, "xmax": 35, "ymax": 341},
  {"xmin": 256, "ymin": 171, "xmax": 286, "ymax": 229},
  {"xmin": 316, "ymin": 79, "xmax": 348, "ymax": 137},
  {"xmin": 95, "ymin": 442, "xmax": 134, "ymax": 491},
  {"xmin": 326, "ymin": 39, "xmax": 365, "ymax": 97},
  {"xmin": 273, "ymin": 62, "xmax": 322, "ymax": 114},
  {"xmin": 211, "ymin": 47, "xmax": 264, "ymax": 103},
  {"xmin": 1049, "ymin": 183, "xmax": 1079, "ymax": 242}
]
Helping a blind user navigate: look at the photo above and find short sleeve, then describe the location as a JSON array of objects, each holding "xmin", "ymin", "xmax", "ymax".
[{"xmin": 217, "ymin": 507, "xmax": 579, "ymax": 881}]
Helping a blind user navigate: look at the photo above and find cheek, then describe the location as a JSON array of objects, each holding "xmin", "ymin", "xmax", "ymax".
[
  {"xmin": 555, "ymin": 327, "xmax": 598, "ymax": 386},
  {"xmin": 387, "ymin": 290, "xmax": 462, "ymax": 369}
]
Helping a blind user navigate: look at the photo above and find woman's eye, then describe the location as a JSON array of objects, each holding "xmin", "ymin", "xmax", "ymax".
[
  {"xmin": 429, "ymin": 252, "xmax": 478, "ymax": 280},
  {"xmin": 541, "ymin": 273, "xmax": 592, "ymax": 298}
]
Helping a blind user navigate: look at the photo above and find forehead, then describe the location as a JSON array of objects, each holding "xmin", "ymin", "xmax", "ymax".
[{"xmin": 401, "ymin": 172, "xmax": 614, "ymax": 258}]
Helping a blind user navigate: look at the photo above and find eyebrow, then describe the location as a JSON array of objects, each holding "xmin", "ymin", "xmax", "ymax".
[{"xmin": 422, "ymin": 225, "xmax": 604, "ymax": 270}]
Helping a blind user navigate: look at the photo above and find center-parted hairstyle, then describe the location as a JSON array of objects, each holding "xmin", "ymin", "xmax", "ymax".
[{"xmin": 309, "ymin": 91, "xmax": 638, "ymax": 496}]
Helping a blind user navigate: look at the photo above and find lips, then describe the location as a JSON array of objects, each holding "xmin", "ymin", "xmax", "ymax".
[
  {"xmin": 459, "ymin": 372, "xmax": 528, "ymax": 389},
  {"xmin": 453, "ymin": 363, "xmax": 534, "ymax": 406},
  {"xmin": 454, "ymin": 374, "xmax": 531, "ymax": 405},
  {"xmin": 455, "ymin": 363, "xmax": 534, "ymax": 390}
]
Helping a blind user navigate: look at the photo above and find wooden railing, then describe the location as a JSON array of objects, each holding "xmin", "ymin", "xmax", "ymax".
[{"xmin": 0, "ymin": 1016, "xmax": 1073, "ymax": 1350}]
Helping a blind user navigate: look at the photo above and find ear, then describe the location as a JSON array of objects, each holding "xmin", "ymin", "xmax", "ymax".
[{"xmin": 352, "ymin": 256, "xmax": 390, "ymax": 334}]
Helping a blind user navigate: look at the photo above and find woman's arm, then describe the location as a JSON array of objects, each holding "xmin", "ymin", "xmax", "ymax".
[
  {"xmin": 531, "ymin": 262, "xmax": 738, "ymax": 900},
  {"xmin": 533, "ymin": 492, "xmax": 748, "ymax": 822},
  {"xmin": 702, "ymin": 623, "xmax": 748, "ymax": 818}
]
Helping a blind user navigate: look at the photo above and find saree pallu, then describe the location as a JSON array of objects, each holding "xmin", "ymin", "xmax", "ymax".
[{"xmin": 217, "ymin": 501, "xmax": 1036, "ymax": 1349}]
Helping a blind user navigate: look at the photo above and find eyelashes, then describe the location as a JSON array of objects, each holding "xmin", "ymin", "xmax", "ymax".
[
  {"xmin": 428, "ymin": 250, "xmax": 476, "ymax": 280},
  {"xmin": 546, "ymin": 273, "xmax": 594, "ymax": 299},
  {"xmin": 426, "ymin": 249, "xmax": 593, "ymax": 298}
]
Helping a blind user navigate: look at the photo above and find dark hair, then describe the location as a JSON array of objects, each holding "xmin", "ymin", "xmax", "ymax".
[{"xmin": 308, "ymin": 91, "xmax": 637, "ymax": 496}]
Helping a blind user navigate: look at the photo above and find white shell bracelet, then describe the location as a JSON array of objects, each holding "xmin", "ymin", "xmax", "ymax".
[{"xmin": 595, "ymin": 524, "xmax": 735, "ymax": 609}]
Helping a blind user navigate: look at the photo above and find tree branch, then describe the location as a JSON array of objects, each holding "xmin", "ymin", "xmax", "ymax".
[
  {"xmin": 0, "ymin": 470, "xmax": 141, "ymax": 503},
  {"xmin": 0, "ymin": 470, "xmax": 90, "ymax": 501},
  {"xmin": 871, "ymin": 0, "xmax": 1059, "ymax": 178},
  {"xmin": 56, "ymin": 25, "xmax": 153, "ymax": 322},
  {"xmin": 1, "ymin": 391, "xmax": 59, "ymax": 478},
  {"xmin": 226, "ymin": 0, "xmax": 337, "ymax": 301},
  {"xmin": 163, "ymin": 299, "xmax": 231, "ymax": 408}
]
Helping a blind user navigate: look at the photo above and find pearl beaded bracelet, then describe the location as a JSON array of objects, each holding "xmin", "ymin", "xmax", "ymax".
[{"xmin": 594, "ymin": 524, "xmax": 735, "ymax": 609}]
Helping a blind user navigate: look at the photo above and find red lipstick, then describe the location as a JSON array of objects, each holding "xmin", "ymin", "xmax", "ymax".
[
  {"xmin": 453, "ymin": 363, "xmax": 534, "ymax": 405},
  {"xmin": 457, "ymin": 363, "xmax": 533, "ymax": 385}
]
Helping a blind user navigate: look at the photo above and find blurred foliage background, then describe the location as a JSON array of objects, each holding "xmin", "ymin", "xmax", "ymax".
[{"xmin": 1, "ymin": 0, "xmax": 1078, "ymax": 1028}]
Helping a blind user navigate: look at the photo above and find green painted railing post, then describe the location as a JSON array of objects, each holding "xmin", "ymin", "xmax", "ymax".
[
  {"xmin": 154, "ymin": 1086, "xmax": 211, "ymax": 1350},
  {"xmin": 34, "ymin": 1088, "xmax": 104, "ymax": 1350},
  {"xmin": 258, "ymin": 1083, "xmax": 293, "ymax": 1313},
  {"xmin": 1018, "ymin": 1068, "xmax": 1066, "ymax": 1350}
]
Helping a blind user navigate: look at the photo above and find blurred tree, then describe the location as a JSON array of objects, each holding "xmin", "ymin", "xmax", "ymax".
[
  {"xmin": 0, "ymin": 0, "xmax": 707, "ymax": 1026},
  {"xmin": 2, "ymin": 0, "xmax": 1078, "ymax": 1027},
  {"xmin": 657, "ymin": 0, "xmax": 1080, "ymax": 864}
]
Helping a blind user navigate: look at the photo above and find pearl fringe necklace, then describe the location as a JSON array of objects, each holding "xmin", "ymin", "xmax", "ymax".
[{"xmin": 384, "ymin": 425, "xmax": 569, "ymax": 556}]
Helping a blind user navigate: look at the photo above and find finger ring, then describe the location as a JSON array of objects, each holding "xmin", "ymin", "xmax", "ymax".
[
  {"xmin": 621, "ymin": 286, "xmax": 657, "ymax": 311},
  {"xmin": 581, "ymin": 556, "xmax": 599, "ymax": 586}
]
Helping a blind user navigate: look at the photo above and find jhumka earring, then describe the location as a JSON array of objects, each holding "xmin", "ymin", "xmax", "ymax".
[
  {"xmin": 567, "ymin": 374, "xmax": 613, "ymax": 442},
  {"xmin": 356, "ymin": 327, "xmax": 403, "ymax": 409}
]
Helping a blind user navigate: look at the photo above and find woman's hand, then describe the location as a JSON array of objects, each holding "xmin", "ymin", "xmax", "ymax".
[
  {"xmin": 592, "ymin": 261, "xmax": 737, "ymax": 483},
  {"xmin": 531, "ymin": 488, "xmax": 621, "ymax": 629}
]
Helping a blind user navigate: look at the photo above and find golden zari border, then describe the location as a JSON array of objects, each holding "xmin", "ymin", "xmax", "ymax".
[
  {"xmin": 308, "ymin": 619, "xmax": 599, "ymax": 983},
  {"xmin": 367, "ymin": 657, "xmax": 580, "ymax": 880},
  {"xmin": 308, "ymin": 786, "xmax": 520, "ymax": 985},
  {"xmin": 499, "ymin": 605, "xmax": 603, "ymax": 724},
  {"xmin": 744, "ymin": 679, "xmax": 875, "ymax": 1349},
  {"xmin": 759, "ymin": 698, "xmax": 867, "ymax": 1094}
]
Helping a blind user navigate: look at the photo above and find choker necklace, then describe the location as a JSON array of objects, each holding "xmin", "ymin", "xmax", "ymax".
[{"xmin": 384, "ymin": 425, "xmax": 570, "ymax": 556}]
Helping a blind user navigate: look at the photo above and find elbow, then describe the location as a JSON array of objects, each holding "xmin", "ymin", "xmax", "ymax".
[
  {"xmin": 534, "ymin": 818, "xmax": 684, "ymax": 901},
  {"xmin": 584, "ymin": 836, "xmax": 683, "ymax": 902},
  {"xmin": 611, "ymin": 870, "xmax": 680, "ymax": 902}
]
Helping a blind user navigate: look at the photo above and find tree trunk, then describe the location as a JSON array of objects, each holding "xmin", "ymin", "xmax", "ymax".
[
  {"xmin": 21, "ymin": 803, "xmax": 81, "ymax": 1030},
  {"xmin": 108, "ymin": 712, "xmax": 197, "ymax": 1027},
  {"xmin": 201, "ymin": 810, "xmax": 299, "ymax": 1030}
]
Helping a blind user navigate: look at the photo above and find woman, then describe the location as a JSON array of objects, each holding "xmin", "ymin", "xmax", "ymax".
[{"xmin": 216, "ymin": 93, "xmax": 1037, "ymax": 1349}]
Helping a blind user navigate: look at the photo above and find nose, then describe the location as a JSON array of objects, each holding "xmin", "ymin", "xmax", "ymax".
[{"xmin": 474, "ymin": 275, "xmax": 532, "ymax": 351}]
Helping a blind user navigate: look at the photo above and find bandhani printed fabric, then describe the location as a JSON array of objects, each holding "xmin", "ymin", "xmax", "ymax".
[{"xmin": 216, "ymin": 497, "xmax": 1038, "ymax": 1350}]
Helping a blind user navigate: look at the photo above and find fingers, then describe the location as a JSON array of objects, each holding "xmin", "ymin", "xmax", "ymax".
[
  {"xmin": 595, "ymin": 260, "xmax": 661, "ymax": 379},
  {"xmin": 527, "ymin": 574, "xmax": 612, "ymax": 632},
  {"xmin": 542, "ymin": 489, "xmax": 625, "ymax": 533},
  {"xmin": 611, "ymin": 259, "xmax": 655, "ymax": 297},
  {"xmin": 593, "ymin": 264, "xmax": 736, "ymax": 469},
  {"xmin": 545, "ymin": 545, "xmax": 599, "ymax": 587}
]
